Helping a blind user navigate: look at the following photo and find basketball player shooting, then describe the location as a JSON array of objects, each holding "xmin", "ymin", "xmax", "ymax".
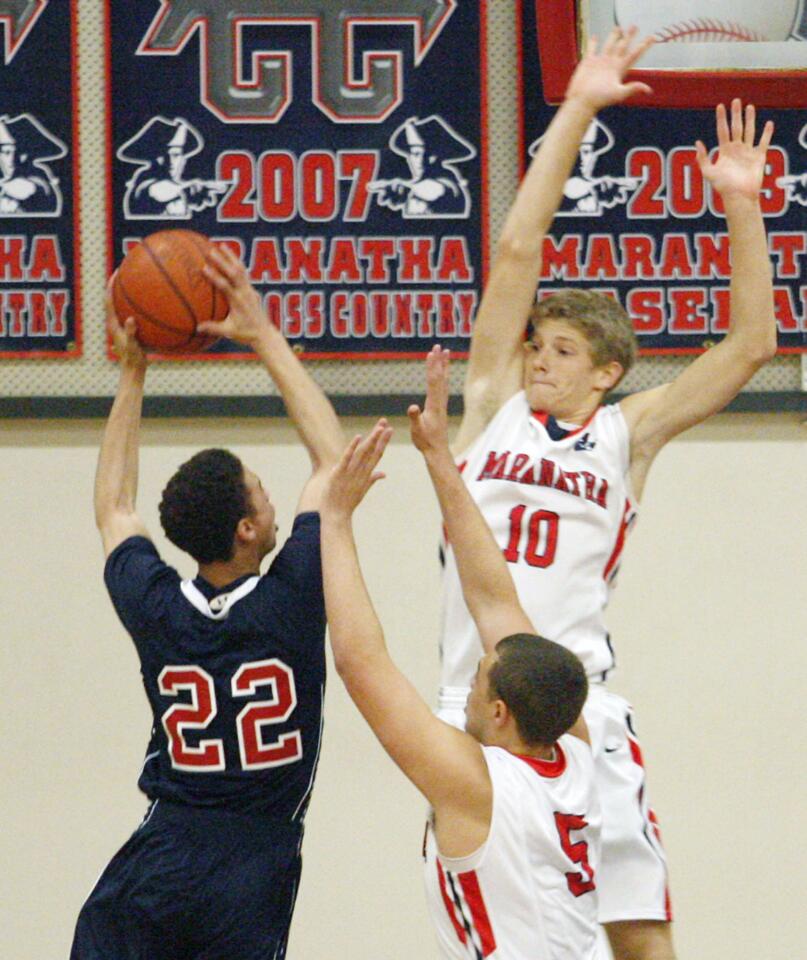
[
  {"xmin": 72, "ymin": 249, "xmax": 343, "ymax": 960},
  {"xmin": 440, "ymin": 26, "xmax": 777, "ymax": 960},
  {"xmin": 320, "ymin": 346, "xmax": 602, "ymax": 960}
]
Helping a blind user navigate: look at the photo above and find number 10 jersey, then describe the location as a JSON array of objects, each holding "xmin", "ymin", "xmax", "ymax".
[{"xmin": 440, "ymin": 391, "xmax": 636, "ymax": 702}]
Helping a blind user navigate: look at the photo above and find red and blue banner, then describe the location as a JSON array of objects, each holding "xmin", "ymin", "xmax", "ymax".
[
  {"xmin": 520, "ymin": 0, "xmax": 807, "ymax": 354},
  {"xmin": 0, "ymin": 0, "xmax": 81, "ymax": 358},
  {"xmin": 107, "ymin": 1, "xmax": 489, "ymax": 359}
]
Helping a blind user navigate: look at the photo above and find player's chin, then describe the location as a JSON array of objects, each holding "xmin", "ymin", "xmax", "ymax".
[{"xmin": 526, "ymin": 384, "xmax": 554, "ymax": 412}]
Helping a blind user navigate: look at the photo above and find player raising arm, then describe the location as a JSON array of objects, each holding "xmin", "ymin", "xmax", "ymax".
[
  {"xmin": 440, "ymin": 25, "xmax": 777, "ymax": 960},
  {"xmin": 74, "ymin": 252, "xmax": 343, "ymax": 960},
  {"xmin": 321, "ymin": 347, "xmax": 600, "ymax": 960}
]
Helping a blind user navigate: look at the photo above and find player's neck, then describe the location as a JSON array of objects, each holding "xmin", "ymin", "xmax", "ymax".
[
  {"xmin": 546, "ymin": 395, "xmax": 601, "ymax": 426},
  {"xmin": 197, "ymin": 554, "xmax": 261, "ymax": 589},
  {"xmin": 509, "ymin": 737, "xmax": 555, "ymax": 762},
  {"xmin": 491, "ymin": 726, "xmax": 555, "ymax": 761}
]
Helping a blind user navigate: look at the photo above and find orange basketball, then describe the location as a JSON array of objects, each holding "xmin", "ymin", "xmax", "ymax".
[{"xmin": 112, "ymin": 229, "xmax": 228, "ymax": 353}]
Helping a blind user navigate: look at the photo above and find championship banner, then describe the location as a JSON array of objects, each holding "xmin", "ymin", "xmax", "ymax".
[
  {"xmin": 108, "ymin": 2, "xmax": 488, "ymax": 360},
  {"xmin": 520, "ymin": 0, "xmax": 807, "ymax": 354},
  {"xmin": 0, "ymin": 0, "xmax": 81, "ymax": 358}
]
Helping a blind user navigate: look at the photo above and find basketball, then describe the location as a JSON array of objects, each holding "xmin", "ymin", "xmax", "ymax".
[{"xmin": 112, "ymin": 229, "xmax": 228, "ymax": 353}]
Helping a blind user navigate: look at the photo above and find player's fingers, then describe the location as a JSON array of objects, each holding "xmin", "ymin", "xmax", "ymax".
[
  {"xmin": 758, "ymin": 119, "xmax": 774, "ymax": 153},
  {"xmin": 622, "ymin": 81, "xmax": 653, "ymax": 100},
  {"xmin": 623, "ymin": 34, "xmax": 654, "ymax": 70},
  {"xmin": 585, "ymin": 35, "xmax": 598, "ymax": 57},
  {"xmin": 602, "ymin": 27, "xmax": 619, "ymax": 56},
  {"xmin": 715, "ymin": 103, "xmax": 729, "ymax": 145},
  {"xmin": 694, "ymin": 140, "xmax": 709, "ymax": 171},
  {"xmin": 207, "ymin": 244, "xmax": 239, "ymax": 283},
  {"xmin": 617, "ymin": 24, "xmax": 638, "ymax": 56},
  {"xmin": 340, "ymin": 434, "xmax": 363, "ymax": 471},
  {"xmin": 743, "ymin": 103, "xmax": 756, "ymax": 147},
  {"xmin": 202, "ymin": 263, "xmax": 230, "ymax": 290},
  {"xmin": 357, "ymin": 425, "xmax": 390, "ymax": 476},
  {"xmin": 730, "ymin": 98, "xmax": 742, "ymax": 141}
]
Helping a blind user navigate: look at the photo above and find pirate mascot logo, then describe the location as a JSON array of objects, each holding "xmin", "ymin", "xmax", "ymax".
[
  {"xmin": 531, "ymin": 117, "xmax": 639, "ymax": 216},
  {"xmin": 0, "ymin": 113, "xmax": 66, "ymax": 215},
  {"xmin": 117, "ymin": 116, "xmax": 226, "ymax": 219},
  {"xmin": 369, "ymin": 114, "xmax": 475, "ymax": 218}
]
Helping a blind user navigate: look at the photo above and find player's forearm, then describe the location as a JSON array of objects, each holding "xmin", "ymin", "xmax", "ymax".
[
  {"xmin": 723, "ymin": 196, "xmax": 777, "ymax": 362},
  {"xmin": 423, "ymin": 448, "xmax": 521, "ymax": 646},
  {"xmin": 94, "ymin": 363, "xmax": 145, "ymax": 528},
  {"xmin": 252, "ymin": 325, "xmax": 343, "ymax": 469},
  {"xmin": 320, "ymin": 512, "xmax": 389, "ymax": 677},
  {"xmin": 498, "ymin": 96, "xmax": 595, "ymax": 255}
]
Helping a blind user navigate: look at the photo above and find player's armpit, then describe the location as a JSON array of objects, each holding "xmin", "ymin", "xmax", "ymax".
[
  {"xmin": 98, "ymin": 511, "xmax": 151, "ymax": 558},
  {"xmin": 623, "ymin": 326, "xmax": 774, "ymax": 464}
]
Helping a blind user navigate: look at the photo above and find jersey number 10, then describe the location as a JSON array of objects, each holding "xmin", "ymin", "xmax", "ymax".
[
  {"xmin": 503, "ymin": 505, "xmax": 560, "ymax": 568},
  {"xmin": 158, "ymin": 658, "xmax": 302, "ymax": 772}
]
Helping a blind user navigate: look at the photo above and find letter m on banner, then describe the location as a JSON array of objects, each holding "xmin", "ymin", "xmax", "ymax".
[{"xmin": 138, "ymin": 1, "xmax": 456, "ymax": 123}]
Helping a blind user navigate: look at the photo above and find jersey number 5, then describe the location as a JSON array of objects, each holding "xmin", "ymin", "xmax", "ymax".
[
  {"xmin": 158, "ymin": 659, "xmax": 302, "ymax": 773},
  {"xmin": 554, "ymin": 812, "xmax": 596, "ymax": 896}
]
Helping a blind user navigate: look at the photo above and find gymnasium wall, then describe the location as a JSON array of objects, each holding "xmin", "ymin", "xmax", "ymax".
[{"xmin": 2, "ymin": 412, "xmax": 805, "ymax": 959}]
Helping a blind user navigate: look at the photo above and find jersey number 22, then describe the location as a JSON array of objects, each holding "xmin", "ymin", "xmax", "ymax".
[{"xmin": 158, "ymin": 658, "xmax": 302, "ymax": 772}]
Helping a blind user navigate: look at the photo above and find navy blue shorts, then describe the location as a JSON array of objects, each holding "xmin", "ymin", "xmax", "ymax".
[{"xmin": 71, "ymin": 800, "xmax": 303, "ymax": 960}]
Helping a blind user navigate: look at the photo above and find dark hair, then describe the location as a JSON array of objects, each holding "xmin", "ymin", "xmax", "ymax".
[
  {"xmin": 488, "ymin": 634, "xmax": 588, "ymax": 745},
  {"xmin": 159, "ymin": 448, "xmax": 250, "ymax": 564},
  {"xmin": 527, "ymin": 289, "xmax": 636, "ymax": 383}
]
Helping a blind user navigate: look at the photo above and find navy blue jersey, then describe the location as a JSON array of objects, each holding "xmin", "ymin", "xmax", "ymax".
[{"xmin": 104, "ymin": 512, "xmax": 326, "ymax": 821}]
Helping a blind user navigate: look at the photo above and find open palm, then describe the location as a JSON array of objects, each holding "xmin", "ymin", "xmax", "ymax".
[
  {"xmin": 696, "ymin": 100, "xmax": 774, "ymax": 202},
  {"xmin": 566, "ymin": 27, "xmax": 654, "ymax": 111}
]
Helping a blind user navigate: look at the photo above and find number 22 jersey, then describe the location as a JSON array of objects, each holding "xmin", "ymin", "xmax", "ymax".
[{"xmin": 440, "ymin": 392, "xmax": 636, "ymax": 696}]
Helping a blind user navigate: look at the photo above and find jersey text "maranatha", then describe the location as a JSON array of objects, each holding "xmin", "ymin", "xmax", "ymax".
[{"xmin": 477, "ymin": 450, "xmax": 609, "ymax": 509}]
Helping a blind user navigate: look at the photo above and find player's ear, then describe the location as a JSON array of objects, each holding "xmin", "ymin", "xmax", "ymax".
[
  {"xmin": 594, "ymin": 360, "xmax": 623, "ymax": 393},
  {"xmin": 235, "ymin": 515, "xmax": 257, "ymax": 545},
  {"xmin": 491, "ymin": 698, "xmax": 509, "ymax": 729}
]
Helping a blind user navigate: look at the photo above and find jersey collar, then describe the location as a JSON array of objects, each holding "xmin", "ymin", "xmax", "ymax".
[
  {"xmin": 515, "ymin": 742, "xmax": 567, "ymax": 779},
  {"xmin": 530, "ymin": 408, "xmax": 597, "ymax": 441},
  {"xmin": 180, "ymin": 576, "xmax": 260, "ymax": 620}
]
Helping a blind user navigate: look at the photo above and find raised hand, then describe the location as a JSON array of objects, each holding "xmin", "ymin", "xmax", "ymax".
[
  {"xmin": 199, "ymin": 244, "xmax": 266, "ymax": 346},
  {"xmin": 696, "ymin": 100, "xmax": 774, "ymax": 204},
  {"xmin": 323, "ymin": 420, "xmax": 392, "ymax": 518},
  {"xmin": 106, "ymin": 274, "xmax": 147, "ymax": 370},
  {"xmin": 565, "ymin": 26, "xmax": 653, "ymax": 112},
  {"xmin": 408, "ymin": 345, "xmax": 450, "ymax": 455}
]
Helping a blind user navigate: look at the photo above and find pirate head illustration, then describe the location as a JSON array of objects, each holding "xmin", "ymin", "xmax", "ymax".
[
  {"xmin": 778, "ymin": 123, "xmax": 807, "ymax": 206},
  {"xmin": 530, "ymin": 117, "xmax": 638, "ymax": 216},
  {"xmin": 117, "ymin": 116, "xmax": 226, "ymax": 219},
  {"xmin": 369, "ymin": 115, "xmax": 476, "ymax": 218},
  {"xmin": 0, "ymin": 113, "xmax": 66, "ymax": 216}
]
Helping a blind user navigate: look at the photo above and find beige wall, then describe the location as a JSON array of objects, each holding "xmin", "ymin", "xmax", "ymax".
[{"xmin": 1, "ymin": 413, "xmax": 805, "ymax": 959}]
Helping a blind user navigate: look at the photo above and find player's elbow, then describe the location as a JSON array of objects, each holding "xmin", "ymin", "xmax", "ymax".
[
  {"xmin": 331, "ymin": 644, "xmax": 380, "ymax": 695},
  {"xmin": 494, "ymin": 229, "xmax": 542, "ymax": 265},
  {"xmin": 754, "ymin": 331, "xmax": 778, "ymax": 366}
]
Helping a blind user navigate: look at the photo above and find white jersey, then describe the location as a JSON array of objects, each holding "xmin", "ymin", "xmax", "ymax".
[
  {"xmin": 424, "ymin": 737, "xmax": 601, "ymax": 960},
  {"xmin": 440, "ymin": 392, "xmax": 636, "ymax": 698}
]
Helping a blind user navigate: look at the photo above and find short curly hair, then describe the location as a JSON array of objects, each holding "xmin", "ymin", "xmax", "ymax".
[
  {"xmin": 528, "ymin": 289, "xmax": 636, "ymax": 382},
  {"xmin": 488, "ymin": 634, "xmax": 588, "ymax": 746},
  {"xmin": 159, "ymin": 448, "xmax": 251, "ymax": 564}
]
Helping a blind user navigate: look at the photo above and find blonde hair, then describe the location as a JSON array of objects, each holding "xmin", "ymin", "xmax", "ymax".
[{"xmin": 528, "ymin": 289, "xmax": 636, "ymax": 379}]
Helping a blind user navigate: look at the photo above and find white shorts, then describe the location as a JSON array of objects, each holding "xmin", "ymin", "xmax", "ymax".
[{"xmin": 438, "ymin": 684, "xmax": 671, "ymax": 924}]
